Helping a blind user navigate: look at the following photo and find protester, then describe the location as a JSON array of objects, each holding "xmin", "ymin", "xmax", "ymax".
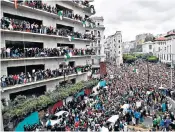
[
  {"xmin": 0, "ymin": 47, "xmax": 95, "ymax": 59},
  {"xmin": 1, "ymin": 65, "xmax": 91, "ymax": 88}
]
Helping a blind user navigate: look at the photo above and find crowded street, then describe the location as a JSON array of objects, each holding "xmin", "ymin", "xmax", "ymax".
[
  {"xmin": 17, "ymin": 59, "xmax": 174, "ymax": 131},
  {"xmin": 1, "ymin": 0, "xmax": 175, "ymax": 131}
]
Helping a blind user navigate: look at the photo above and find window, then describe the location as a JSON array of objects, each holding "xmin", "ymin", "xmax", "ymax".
[
  {"xmin": 119, "ymin": 51, "xmax": 120, "ymax": 54},
  {"xmin": 119, "ymin": 45, "xmax": 120, "ymax": 48},
  {"xmin": 118, "ymin": 40, "xmax": 120, "ymax": 43},
  {"xmin": 149, "ymin": 45, "xmax": 152, "ymax": 49},
  {"xmin": 98, "ymin": 23, "xmax": 100, "ymax": 26},
  {"xmin": 158, "ymin": 47, "xmax": 160, "ymax": 51},
  {"xmin": 165, "ymin": 47, "xmax": 166, "ymax": 51},
  {"xmin": 98, "ymin": 40, "xmax": 100, "ymax": 44}
]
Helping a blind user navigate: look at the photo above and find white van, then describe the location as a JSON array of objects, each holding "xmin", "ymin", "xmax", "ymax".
[{"xmin": 101, "ymin": 115, "xmax": 119, "ymax": 132}]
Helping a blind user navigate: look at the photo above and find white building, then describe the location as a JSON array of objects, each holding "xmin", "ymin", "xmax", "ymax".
[
  {"xmin": 1, "ymin": 0, "xmax": 96, "ymax": 101},
  {"xmin": 122, "ymin": 40, "xmax": 135, "ymax": 53},
  {"xmin": 105, "ymin": 31, "xmax": 123, "ymax": 65},
  {"xmin": 88, "ymin": 16, "xmax": 105, "ymax": 67},
  {"xmin": 142, "ymin": 41, "xmax": 154, "ymax": 54},
  {"xmin": 154, "ymin": 32, "xmax": 175, "ymax": 64}
]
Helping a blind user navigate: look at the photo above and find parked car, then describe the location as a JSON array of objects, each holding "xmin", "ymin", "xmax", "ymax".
[
  {"xmin": 46, "ymin": 111, "xmax": 69, "ymax": 126},
  {"xmin": 101, "ymin": 115, "xmax": 119, "ymax": 132}
]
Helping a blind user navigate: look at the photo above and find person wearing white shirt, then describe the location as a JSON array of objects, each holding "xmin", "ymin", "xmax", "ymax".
[{"xmin": 6, "ymin": 47, "xmax": 11, "ymax": 58}]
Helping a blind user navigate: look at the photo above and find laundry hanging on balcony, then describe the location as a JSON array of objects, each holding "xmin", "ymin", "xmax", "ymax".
[{"xmin": 58, "ymin": 10, "xmax": 63, "ymax": 20}]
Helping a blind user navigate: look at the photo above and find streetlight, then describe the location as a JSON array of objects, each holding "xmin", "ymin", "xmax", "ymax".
[
  {"xmin": 170, "ymin": 53, "xmax": 175, "ymax": 89},
  {"xmin": 61, "ymin": 62, "xmax": 67, "ymax": 87}
]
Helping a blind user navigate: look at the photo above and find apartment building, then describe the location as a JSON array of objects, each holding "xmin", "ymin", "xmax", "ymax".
[
  {"xmin": 154, "ymin": 30, "xmax": 175, "ymax": 64},
  {"xmin": 105, "ymin": 31, "xmax": 123, "ymax": 65},
  {"xmin": 1, "ymin": 0, "xmax": 96, "ymax": 101}
]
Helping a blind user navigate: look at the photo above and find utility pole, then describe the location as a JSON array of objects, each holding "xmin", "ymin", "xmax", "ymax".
[
  {"xmin": 170, "ymin": 53, "xmax": 174, "ymax": 89},
  {"xmin": 146, "ymin": 61, "xmax": 150, "ymax": 87}
]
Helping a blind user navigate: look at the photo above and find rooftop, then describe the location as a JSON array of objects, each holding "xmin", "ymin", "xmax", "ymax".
[
  {"xmin": 154, "ymin": 37, "xmax": 166, "ymax": 41},
  {"xmin": 164, "ymin": 33, "xmax": 175, "ymax": 37}
]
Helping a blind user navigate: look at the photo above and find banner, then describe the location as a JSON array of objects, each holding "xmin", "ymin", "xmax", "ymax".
[
  {"xmin": 100, "ymin": 62, "xmax": 107, "ymax": 77},
  {"xmin": 75, "ymin": 90, "xmax": 84, "ymax": 99},
  {"xmin": 51, "ymin": 100, "xmax": 63, "ymax": 114},
  {"xmin": 99, "ymin": 80, "xmax": 106, "ymax": 87},
  {"xmin": 15, "ymin": 112, "xmax": 39, "ymax": 131},
  {"xmin": 85, "ymin": 88, "xmax": 92, "ymax": 96}
]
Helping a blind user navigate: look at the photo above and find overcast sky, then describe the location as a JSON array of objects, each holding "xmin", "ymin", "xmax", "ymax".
[{"xmin": 92, "ymin": 0, "xmax": 175, "ymax": 41}]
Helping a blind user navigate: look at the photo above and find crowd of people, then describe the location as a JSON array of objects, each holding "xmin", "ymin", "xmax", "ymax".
[
  {"xmin": 1, "ymin": 65, "xmax": 92, "ymax": 88},
  {"xmin": 1, "ymin": 16, "xmax": 95, "ymax": 40},
  {"xmin": 0, "ymin": 47, "xmax": 95, "ymax": 58},
  {"xmin": 13, "ymin": 0, "xmax": 89, "ymax": 21},
  {"xmin": 24, "ymin": 59, "xmax": 175, "ymax": 131}
]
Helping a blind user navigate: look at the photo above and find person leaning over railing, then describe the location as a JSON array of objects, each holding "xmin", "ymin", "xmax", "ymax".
[{"xmin": 1, "ymin": 64, "xmax": 91, "ymax": 87}]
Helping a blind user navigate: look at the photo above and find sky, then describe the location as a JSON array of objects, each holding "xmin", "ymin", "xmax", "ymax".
[{"xmin": 92, "ymin": 0, "xmax": 175, "ymax": 41}]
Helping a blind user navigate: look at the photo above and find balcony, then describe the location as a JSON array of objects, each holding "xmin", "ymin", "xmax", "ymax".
[
  {"xmin": 1, "ymin": 29, "xmax": 93, "ymax": 42},
  {"xmin": 62, "ymin": 1, "xmax": 96, "ymax": 15},
  {"xmin": 1, "ymin": 65, "xmax": 91, "ymax": 91},
  {"xmin": 96, "ymin": 25, "xmax": 105, "ymax": 30},
  {"xmin": 1, "ymin": 0, "xmax": 84, "ymax": 25},
  {"xmin": 1, "ymin": 72, "xmax": 87, "ymax": 92},
  {"xmin": 1, "ymin": 47, "xmax": 95, "ymax": 61}
]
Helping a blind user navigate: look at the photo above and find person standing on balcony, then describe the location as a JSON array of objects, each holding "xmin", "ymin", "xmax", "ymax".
[
  {"xmin": 6, "ymin": 47, "xmax": 11, "ymax": 58},
  {"xmin": 1, "ymin": 75, "xmax": 7, "ymax": 87}
]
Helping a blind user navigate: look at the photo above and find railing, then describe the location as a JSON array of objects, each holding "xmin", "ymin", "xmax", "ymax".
[
  {"xmin": 1, "ymin": 65, "xmax": 92, "ymax": 88},
  {"xmin": 0, "ymin": 48, "xmax": 95, "ymax": 60}
]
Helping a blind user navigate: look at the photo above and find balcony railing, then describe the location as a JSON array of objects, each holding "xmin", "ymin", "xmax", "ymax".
[
  {"xmin": 2, "ymin": 0, "xmax": 92, "ymax": 25},
  {"xmin": 1, "ymin": 64, "xmax": 92, "ymax": 89},
  {"xmin": 0, "ymin": 48, "xmax": 95, "ymax": 60},
  {"xmin": 63, "ymin": 1, "xmax": 96, "ymax": 14}
]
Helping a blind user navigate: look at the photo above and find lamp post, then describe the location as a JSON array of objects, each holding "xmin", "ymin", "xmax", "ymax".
[
  {"xmin": 170, "ymin": 53, "xmax": 174, "ymax": 89},
  {"xmin": 62, "ymin": 62, "xmax": 67, "ymax": 87},
  {"xmin": 146, "ymin": 60, "xmax": 150, "ymax": 87}
]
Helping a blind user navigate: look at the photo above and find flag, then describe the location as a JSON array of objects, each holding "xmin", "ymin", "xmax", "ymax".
[
  {"xmin": 71, "ymin": 36, "xmax": 74, "ymax": 41},
  {"xmin": 76, "ymin": 68, "xmax": 82, "ymax": 75},
  {"xmin": 58, "ymin": 10, "xmax": 63, "ymax": 20},
  {"xmin": 68, "ymin": 36, "xmax": 74, "ymax": 41},
  {"xmin": 82, "ymin": 20, "xmax": 86, "ymax": 27},
  {"xmin": 14, "ymin": 0, "xmax": 18, "ymax": 9},
  {"xmin": 91, "ymin": 7, "xmax": 94, "ymax": 13},
  {"xmin": 64, "ymin": 52, "xmax": 72, "ymax": 61},
  {"xmin": 133, "ymin": 68, "xmax": 137, "ymax": 73}
]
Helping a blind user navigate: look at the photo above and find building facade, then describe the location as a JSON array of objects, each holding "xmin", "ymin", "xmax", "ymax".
[
  {"xmin": 88, "ymin": 16, "xmax": 106, "ymax": 67},
  {"xmin": 105, "ymin": 31, "xmax": 123, "ymax": 65},
  {"xmin": 1, "ymin": 0, "xmax": 96, "ymax": 101},
  {"xmin": 122, "ymin": 40, "xmax": 135, "ymax": 53},
  {"xmin": 142, "ymin": 41, "xmax": 155, "ymax": 54},
  {"xmin": 153, "ymin": 32, "xmax": 175, "ymax": 64},
  {"xmin": 135, "ymin": 33, "xmax": 154, "ymax": 45}
]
